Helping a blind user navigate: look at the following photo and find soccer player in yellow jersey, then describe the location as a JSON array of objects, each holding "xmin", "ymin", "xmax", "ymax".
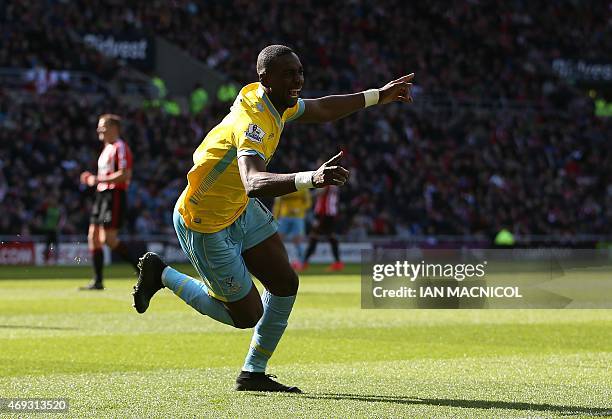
[
  {"xmin": 133, "ymin": 45, "xmax": 413, "ymax": 392},
  {"xmin": 274, "ymin": 188, "xmax": 312, "ymax": 270}
]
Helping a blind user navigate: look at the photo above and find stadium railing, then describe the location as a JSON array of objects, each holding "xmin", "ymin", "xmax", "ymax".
[{"xmin": 1, "ymin": 234, "xmax": 610, "ymax": 267}]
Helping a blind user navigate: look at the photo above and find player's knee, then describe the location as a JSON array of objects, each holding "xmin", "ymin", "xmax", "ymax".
[
  {"xmin": 270, "ymin": 270, "xmax": 299, "ymax": 296},
  {"xmin": 233, "ymin": 309, "xmax": 263, "ymax": 329},
  {"xmin": 88, "ymin": 235, "xmax": 100, "ymax": 248},
  {"xmin": 286, "ymin": 271, "xmax": 299, "ymax": 295}
]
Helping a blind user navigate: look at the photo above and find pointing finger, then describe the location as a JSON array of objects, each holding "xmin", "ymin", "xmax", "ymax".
[
  {"xmin": 392, "ymin": 73, "xmax": 415, "ymax": 83},
  {"xmin": 324, "ymin": 151, "xmax": 343, "ymax": 166}
]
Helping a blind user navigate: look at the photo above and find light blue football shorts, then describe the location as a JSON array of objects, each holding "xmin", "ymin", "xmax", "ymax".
[
  {"xmin": 277, "ymin": 217, "xmax": 306, "ymax": 238},
  {"xmin": 173, "ymin": 198, "xmax": 278, "ymax": 302}
]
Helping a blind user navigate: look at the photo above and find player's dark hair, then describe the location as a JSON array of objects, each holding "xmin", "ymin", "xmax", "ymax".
[
  {"xmin": 256, "ymin": 45, "xmax": 294, "ymax": 75},
  {"xmin": 99, "ymin": 113, "xmax": 122, "ymax": 131}
]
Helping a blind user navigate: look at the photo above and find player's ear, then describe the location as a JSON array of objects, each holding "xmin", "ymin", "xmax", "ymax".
[{"xmin": 260, "ymin": 70, "xmax": 275, "ymax": 88}]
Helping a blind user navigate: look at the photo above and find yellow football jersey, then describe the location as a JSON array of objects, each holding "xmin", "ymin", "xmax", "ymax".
[
  {"xmin": 274, "ymin": 189, "xmax": 312, "ymax": 219},
  {"xmin": 177, "ymin": 82, "xmax": 305, "ymax": 233}
]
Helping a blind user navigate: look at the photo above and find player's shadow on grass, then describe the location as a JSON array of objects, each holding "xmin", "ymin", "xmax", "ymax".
[
  {"xmin": 0, "ymin": 324, "xmax": 78, "ymax": 330},
  {"xmin": 258, "ymin": 393, "xmax": 611, "ymax": 416}
]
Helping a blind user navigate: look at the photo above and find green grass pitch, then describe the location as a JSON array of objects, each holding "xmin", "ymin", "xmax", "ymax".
[{"xmin": 0, "ymin": 264, "xmax": 610, "ymax": 418}]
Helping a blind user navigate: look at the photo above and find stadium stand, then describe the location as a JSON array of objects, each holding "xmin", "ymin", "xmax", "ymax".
[{"xmin": 0, "ymin": 0, "xmax": 609, "ymax": 241}]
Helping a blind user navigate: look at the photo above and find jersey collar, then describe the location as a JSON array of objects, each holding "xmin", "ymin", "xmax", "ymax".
[{"xmin": 256, "ymin": 83, "xmax": 283, "ymax": 129}]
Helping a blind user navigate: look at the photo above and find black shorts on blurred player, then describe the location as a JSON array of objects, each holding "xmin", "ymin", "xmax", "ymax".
[
  {"xmin": 90, "ymin": 190, "xmax": 127, "ymax": 229},
  {"xmin": 312, "ymin": 215, "xmax": 336, "ymax": 236}
]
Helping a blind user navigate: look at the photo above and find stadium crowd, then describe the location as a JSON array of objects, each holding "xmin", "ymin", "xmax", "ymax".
[
  {"xmin": 1, "ymin": 1, "xmax": 120, "ymax": 83},
  {"xmin": 4, "ymin": 0, "xmax": 610, "ymax": 100},
  {"xmin": 0, "ymin": 0, "xmax": 610, "ymax": 239}
]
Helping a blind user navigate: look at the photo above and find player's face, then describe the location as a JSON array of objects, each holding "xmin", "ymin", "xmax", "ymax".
[
  {"xmin": 265, "ymin": 53, "xmax": 304, "ymax": 108},
  {"xmin": 97, "ymin": 118, "xmax": 114, "ymax": 142}
]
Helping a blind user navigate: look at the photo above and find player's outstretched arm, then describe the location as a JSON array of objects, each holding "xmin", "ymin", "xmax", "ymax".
[
  {"xmin": 238, "ymin": 152, "xmax": 349, "ymax": 198},
  {"xmin": 297, "ymin": 73, "xmax": 414, "ymax": 124}
]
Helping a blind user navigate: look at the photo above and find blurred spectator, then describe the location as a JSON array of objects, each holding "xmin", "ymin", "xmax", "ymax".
[{"xmin": 135, "ymin": 210, "xmax": 155, "ymax": 235}]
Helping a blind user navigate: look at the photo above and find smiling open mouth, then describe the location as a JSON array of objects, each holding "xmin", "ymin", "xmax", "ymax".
[{"xmin": 289, "ymin": 89, "xmax": 301, "ymax": 98}]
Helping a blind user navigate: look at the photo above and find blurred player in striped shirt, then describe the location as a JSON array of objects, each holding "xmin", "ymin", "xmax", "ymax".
[
  {"xmin": 302, "ymin": 185, "xmax": 344, "ymax": 271},
  {"xmin": 79, "ymin": 114, "xmax": 139, "ymax": 290}
]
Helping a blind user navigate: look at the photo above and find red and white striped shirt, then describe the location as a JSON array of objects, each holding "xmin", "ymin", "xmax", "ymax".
[
  {"xmin": 97, "ymin": 139, "xmax": 133, "ymax": 191},
  {"xmin": 314, "ymin": 186, "xmax": 339, "ymax": 216}
]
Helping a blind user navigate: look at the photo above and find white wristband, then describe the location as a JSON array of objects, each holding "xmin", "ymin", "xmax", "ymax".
[
  {"xmin": 363, "ymin": 89, "xmax": 379, "ymax": 107},
  {"xmin": 294, "ymin": 171, "xmax": 314, "ymax": 190}
]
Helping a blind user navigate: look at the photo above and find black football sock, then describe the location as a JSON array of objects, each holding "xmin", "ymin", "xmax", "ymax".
[
  {"xmin": 112, "ymin": 241, "xmax": 139, "ymax": 271},
  {"xmin": 329, "ymin": 237, "xmax": 340, "ymax": 262},
  {"xmin": 303, "ymin": 238, "xmax": 318, "ymax": 263},
  {"xmin": 92, "ymin": 249, "xmax": 104, "ymax": 284}
]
